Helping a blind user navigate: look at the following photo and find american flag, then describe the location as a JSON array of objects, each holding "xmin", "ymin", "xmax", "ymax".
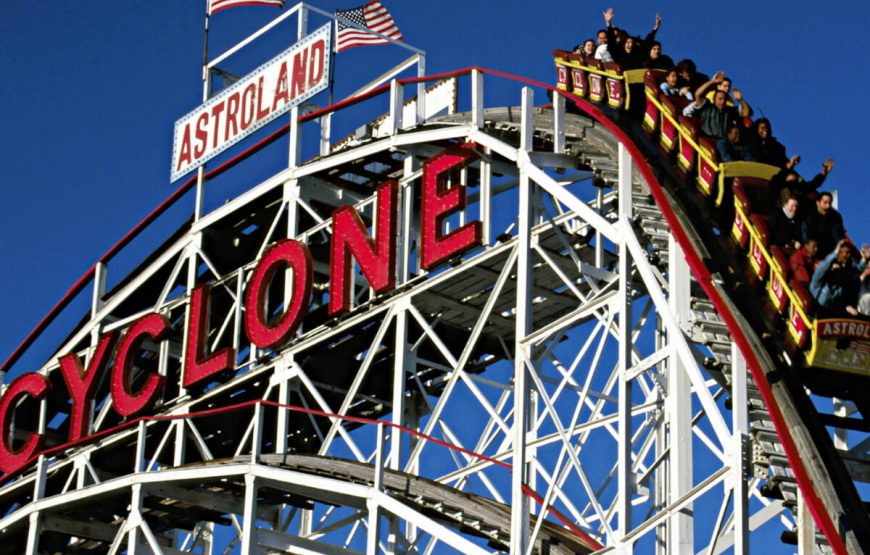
[
  {"xmin": 209, "ymin": 0, "xmax": 284, "ymax": 16},
  {"xmin": 335, "ymin": 1, "xmax": 403, "ymax": 53}
]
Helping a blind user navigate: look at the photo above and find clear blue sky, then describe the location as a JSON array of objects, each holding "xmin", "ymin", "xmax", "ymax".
[{"xmin": 1, "ymin": 1, "xmax": 867, "ymax": 365}]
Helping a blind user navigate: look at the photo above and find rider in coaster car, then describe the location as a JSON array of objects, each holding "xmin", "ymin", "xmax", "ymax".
[
  {"xmin": 594, "ymin": 27, "xmax": 612, "ymax": 62},
  {"xmin": 809, "ymin": 240, "xmax": 869, "ymax": 317},
  {"xmin": 859, "ymin": 267, "xmax": 870, "ymax": 316},
  {"xmin": 717, "ymin": 124, "xmax": 755, "ymax": 163},
  {"xmin": 660, "ymin": 67, "xmax": 693, "ymax": 99},
  {"xmin": 767, "ymin": 155, "xmax": 833, "ymax": 210},
  {"xmin": 768, "ymin": 195, "xmax": 803, "ymax": 255},
  {"xmin": 746, "ymin": 118, "xmax": 788, "ymax": 167},
  {"xmin": 790, "ymin": 238, "xmax": 819, "ymax": 286},
  {"xmin": 802, "ymin": 191, "xmax": 845, "ymax": 257},
  {"xmin": 676, "ymin": 58, "xmax": 709, "ymax": 95},
  {"xmin": 643, "ymin": 41, "xmax": 674, "ymax": 70},
  {"xmin": 602, "ymin": 8, "xmax": 661, "ymax": 70},
  {"xmin": 574, "ymin": 39, "xmax": 596, "ymax": 57},
  {"xmin": 682, "ymin": 71, "xmax": 752, "ymax": 138}
]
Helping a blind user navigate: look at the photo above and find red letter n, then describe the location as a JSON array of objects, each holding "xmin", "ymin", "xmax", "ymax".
[{"xmin": 329, "ymin": 180, "xmax": 398, "ymax": 316}]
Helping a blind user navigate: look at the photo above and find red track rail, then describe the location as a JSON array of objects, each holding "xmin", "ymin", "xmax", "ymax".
[
  {"xmin": 0, "ymin": 66, "xmax": 846, "ymax": 553},
  {"xmin": 537, "ymin": 77, "xmax": 849, "ymax": 554},
  {"xmin": 0, "ymin": 398, "xmax": 602, "ymax": 551}
]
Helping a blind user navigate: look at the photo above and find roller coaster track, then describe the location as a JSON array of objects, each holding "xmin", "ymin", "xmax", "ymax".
[
  {"xmin": 550, "ymin": 84, "xmax": 870, "ymax": 552},
  {"xmin": 0, "ymin": 65, "xmax": 867, "ymax": 554},
  {"xmin": 607, "ymin": 86, "xmax": 870, "ymax": 555},
  {"xmin": 467, "ymin": 97, "xmax": 870, "ymax": 554}
]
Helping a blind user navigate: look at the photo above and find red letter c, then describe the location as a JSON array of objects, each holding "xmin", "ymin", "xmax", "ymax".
[
  {"xmin": 111, "ymin": 313, "xmax": 170, "ymax": 418},
  {"xmin": 0, "ymin": 373, "xmax": 51, "ymax": 474}
]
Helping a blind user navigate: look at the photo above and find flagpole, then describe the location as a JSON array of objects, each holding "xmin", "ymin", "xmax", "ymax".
[
  {"xmin": 329, "ymin": 21, "xmax": 338, "ymax": 105},
  {"xmin": 203, "ymin": 2, "xmax": 210, "ymax": 74},
  {"xmin": 195, "ymin": 0, "xmax": 211, "ymax": 222}
]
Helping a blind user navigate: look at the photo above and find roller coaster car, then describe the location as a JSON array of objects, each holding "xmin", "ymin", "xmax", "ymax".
[
  {"xmin": 553, "ymin": 50, "xmax": 648, "ymax": 110},
  {"xmin": 787, "ymin": 280, "xmax": 814, "ymax": 349},
  {"xmin": 748, "ymin": 214, "xmax": 770, "ymax": 280},
  {"xmin": 658, "ymin": 94, "xmax": 689, "ymax": 155},
  {"xmin": 676, "ymin": 115, "xmax": 700, "ymax": 174},
  {"xmin": 642, "ymin": 70, "xmax": 666, "ymax": 133},
  {"xmin": 553, "ymin": 52, "xmax": 870, "ymax": 375},
  {"xmin": 731, "ymin": 178, "xmax": 756, "ymax": 249},
  {"xmin": 602, "ymin": 62, "xmax": 625, "ymax": 109},
  {"xmin": 697, "ymin": 137, "xmax": 719, "ymax": 197},
  {"xmin": 768, "ymin": 246, "xmax": 791, "ymax": 315}
]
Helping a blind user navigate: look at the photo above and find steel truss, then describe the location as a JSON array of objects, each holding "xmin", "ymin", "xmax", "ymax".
[{"xmin": 0, "ymin": 65, "xmax": 827, "ymax": 553}]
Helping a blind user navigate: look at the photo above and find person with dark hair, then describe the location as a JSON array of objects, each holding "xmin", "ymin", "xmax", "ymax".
[
  {"xmin": 767, "ymin": 155, "xmax": 833, "ymax": 209},
  {"xmin": 810, "ymin": 240, "xmax": 869, "ymax": 317},
  {"xmin": 746, "ymin": 118, "xmax": 787, "ymax": 167},
  {"xmin": 802, "ymin": 192, "xmax": 845, "ymax": 257},
  {"xmin": 659, "ymin": 68, "xmax": 693, "ymax": 99},
  {"xmin": 594, "ymin": 27, "xmax": 613, "ymax": 62},
  {"xmin": 602, "ymin": 8, "xmax": 661, "ymax": 69},
  {"xmin": 578, "ymin": 39, "xmax": 596, "ymax": 57},
  {"xmin": 682, "ymin": 71, "xmax": 751, "ymax": 138},
  {"xmin": 790, "ymin": 239, "xmax": 819, "ymax": 286},
  {"xmin": 859, "ymin": 267, "xmax": 870, "ymax": 316},
  {"xmin": 716, "ymin": 124, "xmax": 754, "ymax": 162},
  {"xmin": 616, "ymin": 35, "xmax": 645, "ymax": 69},
  {"xmin": 768, "ymin": 195, "xmax": 802, "ymax": 253},
  {"xmin": 676, "ymin": 58, "xmax": 708, "ymax": 94},
  {"xmin": 704, "ymin": 77, "xmax": 734, "ymax": 106},
  {"xmin": 643, "ymin": 41, "xmax": 674, "ymax": 70}
]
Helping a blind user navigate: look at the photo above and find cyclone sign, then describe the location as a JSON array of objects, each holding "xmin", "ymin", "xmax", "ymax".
[
  {"xmin": 171, "ymin": 24, "xmax": 331, "ymax": 182},
  {"xmin": 0, "ymin": 142, "xmax": 482, "ymax": 478}
]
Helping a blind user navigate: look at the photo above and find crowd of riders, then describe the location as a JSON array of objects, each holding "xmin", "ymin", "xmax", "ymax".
[{"xmin": 571, "ymin": 8, "xmax": 870, "ymax": 318}]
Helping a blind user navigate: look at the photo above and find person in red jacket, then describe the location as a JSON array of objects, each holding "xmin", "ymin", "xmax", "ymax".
[{"xmin": 790, "ymin": 239, "xmax": 819, "ymax": 286}]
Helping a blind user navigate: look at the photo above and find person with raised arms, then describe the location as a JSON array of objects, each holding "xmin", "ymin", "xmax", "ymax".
[{"xmin": 682, "ymin": 71, "xmax": 752, "ymax": 138}]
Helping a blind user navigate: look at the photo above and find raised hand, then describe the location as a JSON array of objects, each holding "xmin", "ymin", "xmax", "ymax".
[
  {"xmin": 654, "ymin": 13, "xmax": 662, "ymax": 30},
  {"xmin": 732, "ymin": 88, "xmax": 743, "ymax": 101},
  {"xmin": 822, "ymin": 157, "xmax": 835, "ymax": 175},
  {"xmin": 604, "ymin": 7, "xmax": 614, "ymax": 25}
]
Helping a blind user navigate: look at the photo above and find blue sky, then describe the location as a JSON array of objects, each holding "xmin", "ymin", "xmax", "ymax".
[{"xmin": 1, "ymin": 1, "xmax": 868, "ymax": 364}]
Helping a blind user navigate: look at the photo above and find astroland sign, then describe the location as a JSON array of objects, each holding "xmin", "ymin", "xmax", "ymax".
[{"xmin": 171, "ymin": 24, "xmax": 331, "ymax": 182}]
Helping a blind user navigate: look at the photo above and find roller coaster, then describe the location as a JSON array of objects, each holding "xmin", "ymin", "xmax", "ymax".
[{"xmin": 0, "ymin": 4, "xmax": 867, "ymax": 554}]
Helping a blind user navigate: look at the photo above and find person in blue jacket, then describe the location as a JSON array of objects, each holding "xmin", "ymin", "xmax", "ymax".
[{"xmin": 810, "ymin": 240, "xmax": 869, "ymax": 317}]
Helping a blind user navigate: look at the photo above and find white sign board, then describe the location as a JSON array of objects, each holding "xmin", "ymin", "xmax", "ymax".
[{"xmin": 171, "ymin": 24, "xmax": 331, "ymax": 182}]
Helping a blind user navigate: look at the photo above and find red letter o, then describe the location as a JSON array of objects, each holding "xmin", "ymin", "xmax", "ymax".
[{"xmin": 244, "ymin": 239, "xmax": 312, "ymax": 350}]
